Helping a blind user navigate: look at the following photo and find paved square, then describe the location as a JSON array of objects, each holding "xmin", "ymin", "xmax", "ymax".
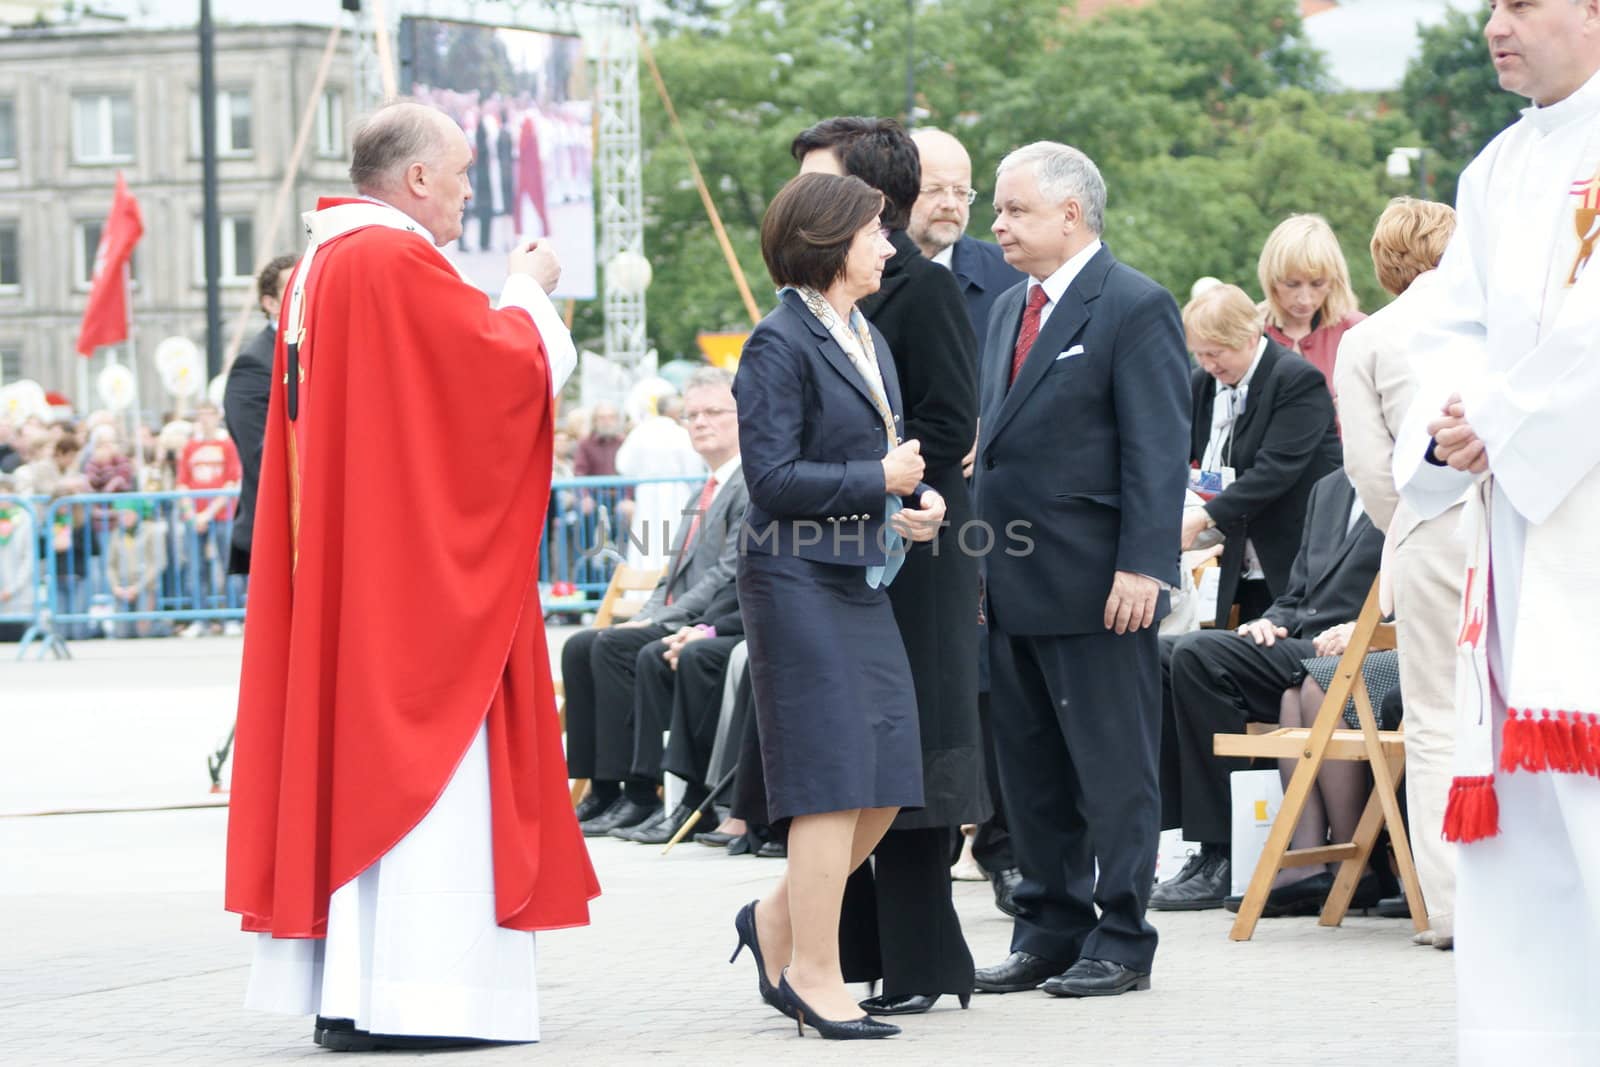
[{"xmin": 0, "ymin": 637, "xmax": 1456, "ymax": 1065}]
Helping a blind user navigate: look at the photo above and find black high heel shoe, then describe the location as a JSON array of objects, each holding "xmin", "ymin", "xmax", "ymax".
[
  {"xmin": 858, "ymin": 991, "xmax": 972, "ymax": 1015},
  {"xmin": 731, "ymin": 900, "xmax": 793, "ymax": 1018},
  {"xmin": 778, "ymin": 972, "xmax": 900, "ymax": 1040}
]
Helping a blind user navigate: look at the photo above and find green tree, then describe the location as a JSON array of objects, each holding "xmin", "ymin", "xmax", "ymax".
[
  {"xmin": 629, "ymin": 0, "xmax": 1397, "ymax": 359},
  {"xmin": 1399, "ymin": 2, "xmax": 1523, "ymax": 204}
]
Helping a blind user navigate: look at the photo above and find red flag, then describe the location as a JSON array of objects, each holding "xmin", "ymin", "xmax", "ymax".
[{"xmin": 75, "ymin": 171, "xmax": 144, "ymax": 357}]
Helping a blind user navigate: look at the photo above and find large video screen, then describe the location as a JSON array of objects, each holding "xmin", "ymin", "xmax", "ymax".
[{"xmin": 400, "ymin": 17, "xmax": 597, "ymax": 299}]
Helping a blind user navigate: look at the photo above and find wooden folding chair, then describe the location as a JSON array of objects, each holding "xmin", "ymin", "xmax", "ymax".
[
  {"xmin": 563, "ymin": 564, "xmax": 665, "ymax": 806},
  {"xmin": 1212, "ymin": 577, "xmax": 1427, "ymax": 940}
]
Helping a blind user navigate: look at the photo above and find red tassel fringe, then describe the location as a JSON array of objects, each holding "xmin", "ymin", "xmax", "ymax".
[
  {"xmin": 1442, "ymin": 775, "xmax": 1500, "ymax": 843},
  {"xmin": 1498, "ymin": 708, "xmax": 1600, "ymax": 777}
]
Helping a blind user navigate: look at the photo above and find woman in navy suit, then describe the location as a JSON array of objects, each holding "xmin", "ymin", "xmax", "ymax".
[{"xmin": 728, "ymin": 172, "xmax": 947, "ymax": 1040}]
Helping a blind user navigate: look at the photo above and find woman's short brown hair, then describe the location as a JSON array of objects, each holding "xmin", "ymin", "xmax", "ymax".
[
  {"xmin": 760, "ymin": 173, "xmax": 883, "ymax": 291},
  {"xmin": 1370, "ymin": 197, "xmax": 1456, "ymax": 296}
]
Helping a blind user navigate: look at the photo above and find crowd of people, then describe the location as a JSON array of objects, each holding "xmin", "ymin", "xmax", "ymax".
[{"xmin": 0, "ymin": 399, "xmax": 248, "ymax": 640}]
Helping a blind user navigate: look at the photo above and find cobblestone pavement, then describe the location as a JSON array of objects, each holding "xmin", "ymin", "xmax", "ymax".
[{"xmin": 1, "ymin": 636, "xmax": 1457, "ymax": 1065}]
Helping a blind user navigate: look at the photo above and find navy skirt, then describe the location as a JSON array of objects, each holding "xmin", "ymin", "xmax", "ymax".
[{"xmin": 737, "ymin": 550, "xmax": 924, "ymax": 822}]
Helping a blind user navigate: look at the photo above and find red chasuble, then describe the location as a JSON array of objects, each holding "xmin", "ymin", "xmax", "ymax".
[{"xmin": 225, "ymin": 199, "xmax": 599, "ymax": 937}]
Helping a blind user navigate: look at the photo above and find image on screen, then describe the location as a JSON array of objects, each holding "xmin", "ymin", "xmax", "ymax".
[{"xmin": 400, "ymin": 17, "xmax": 597, "ymax": 300}]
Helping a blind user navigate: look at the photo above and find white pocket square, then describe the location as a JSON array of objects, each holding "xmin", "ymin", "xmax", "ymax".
[{"xmin": 1056, "ymin": 345, "xmax": 1086, "ymax": 361}]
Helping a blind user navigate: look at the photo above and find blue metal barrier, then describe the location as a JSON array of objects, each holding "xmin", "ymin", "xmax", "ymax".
[
  {"xmin": 7, "ymin": 475, "xmax": 703, "ymax": 655},
  {"xmin": 539, "ymin": 474, "xmax": 705, "ymax": 615}
]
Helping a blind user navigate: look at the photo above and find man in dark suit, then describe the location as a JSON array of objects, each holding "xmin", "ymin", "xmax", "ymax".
[
  {"xmin": 223, "ymin": 253, "xmax": 296, "ymax": 577},
  {"xmin": 621, "ymin": 581, "xmax": 744, "ymax": 844},
  {"xmin": 1153, "ymin": 469, "xmax": 1383, "ymax": 910},
  {"xmin": 564, "ymin": 368, "xmax": 750, "ymax": 836},
  {"xmin": 908, "ymin": 128, "xmax": 1026, "ymax": 348},
  {"xmin": 970, "ymin": 141, "xmax": 1190, "ymax": 999},
  {"xmin": 909, "ymin": 125, "xmax": 1026, "ymax": 916}
]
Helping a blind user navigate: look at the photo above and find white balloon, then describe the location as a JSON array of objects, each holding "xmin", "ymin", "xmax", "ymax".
[
  {"xmin": 97, "ymin": 364, "xmax": 136, "ymax": 412},
  {"xmin": 154, "ymin": 335, "xmax": 201, "ymax": 376},
  {"xmin": 208, "ymin": 373, "xmax": 228, "ymax": 409},
  {"xmin": 0, "ymin": 379, "xmax": 49, "ymax": 423}
]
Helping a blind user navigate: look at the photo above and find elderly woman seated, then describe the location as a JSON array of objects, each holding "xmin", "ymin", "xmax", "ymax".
[{"xmin": 1180, "ymin": 283, "xmax": 1343, "ymax": 628}]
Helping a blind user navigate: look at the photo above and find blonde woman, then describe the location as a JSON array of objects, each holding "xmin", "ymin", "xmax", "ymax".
[
  {"xmin": 1332, "ymin": 196, "xmax": 1460, "ymax": 947},
  {"xmin": 1257, "ymin": 213, "xmax": 1366, "ymax": 390}
]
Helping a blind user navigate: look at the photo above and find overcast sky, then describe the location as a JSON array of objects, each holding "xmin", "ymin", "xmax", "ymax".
[{"xmin": 77, "ymin": 0, "xmax": 1472, "ymax": 92}]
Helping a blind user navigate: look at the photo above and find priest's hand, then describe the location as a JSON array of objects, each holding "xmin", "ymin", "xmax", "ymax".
[
  {"xmin": 1180, "ymin": 505, "xmax": 1214, "ymax": 550},
  {"xmin": 1427, "ymin": 393, "xmax": 1489, "ymax": 474},
  {"xmin": 1237, "ymin": 618, "xmax": 1290, "ymax": 646},
  {"xmin": 510, "ymin": 239, "xmax": 562, "ymax": 294}
]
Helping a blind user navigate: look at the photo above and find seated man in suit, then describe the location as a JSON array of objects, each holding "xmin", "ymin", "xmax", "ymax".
[
  {"xmin": 563, "ymin": 368, "xmax": 749, "ymax": 836},
  {"xmin": 617, "ymin": 582, "xmax": 745, "ymax": 844},
  {"xmin": 1153, "ymin": 468, "xmax": 1383, "ymax": 911}
]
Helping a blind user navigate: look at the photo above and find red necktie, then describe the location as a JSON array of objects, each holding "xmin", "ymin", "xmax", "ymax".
[
  {"xmin": 1009, "ymin": 284, "xmax": 1050, "ymax": 386},
  {"xmin": 666, "ymin": 477, "xmax": 718, "ymax": 605}
]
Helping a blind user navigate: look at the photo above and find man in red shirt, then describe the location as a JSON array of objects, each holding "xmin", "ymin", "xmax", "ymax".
[{"xmin": 177, "ymin": 401, "xmax": 241, "ymax": 629}]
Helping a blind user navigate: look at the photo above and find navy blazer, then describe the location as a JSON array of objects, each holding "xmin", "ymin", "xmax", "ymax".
[
  {"xmin": 735, "ymin": 289, "xmax": 925, "ymax": 567},
  {"xmin": 972, "ymin": 245, "xmax": 1191, "ymax": 636},
  {"xmin": 949, "ymin": 235, "xmax": 1026, "ymax": 354}
]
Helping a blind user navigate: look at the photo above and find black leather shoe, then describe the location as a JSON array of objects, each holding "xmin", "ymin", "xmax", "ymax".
[
  {"xmin": 1149, "ymin": 853, "xmax": 1230, "ymax": 911},
  {"xmin": 991, "ymin": 867, "xmax": 1022, "ymax": 918},
  {"xmin": 1375, "ymin": 893, "xmax": 1409, "ymax": 918},
  {"xmin": 315, "ymin": 1026, "xmax": 509, "ymax": 1051},
  {"xmin": 580, "ymin": 796, "xmax": 659, "ymax": 837},
  {"xmin": 974, "ymin": 950, "xmax": 1067, "ymax": 994},
  {"xmin": 757, "ymin": 840, "xmax": 787, "ymax": 859},
  {"xmin": 779, "ymin": 974, "xmax": 900, "ymax": 1039},
  {"xmin": 858, "ymin": 992, "xmax": 971, "ymax": 1015},
  {"xmin": 572, "ymin": 790, "xmax": 614, "ymax": 824},
  {"xmin": 696, "ymin": 830, "xmax": 737, "ymax": 847},
  {"xmin": 625, "ymin": 802, "xmax": 696, "ymax": 844},
  {"xmin": 727, "ymin": 833, "xmax": 755, "ymax": 856},
  {"xmin": 1157, "ymin": 849, "xmax": 1210, "ymax": 889},
  {"xmin": 1041, "ymin": 958, "xmax": 1151, "ymax": 998},
  {"xmin": 1223, "ymin": 871, "xmax": 1334, "ymax": 917},
  {"xmin": 610, "ymin": 803, "xmax": 668, "ymax": 840},
  {"xmin": 312, "ymin": 1016, "xmax": 354, "ymax": 1045}
]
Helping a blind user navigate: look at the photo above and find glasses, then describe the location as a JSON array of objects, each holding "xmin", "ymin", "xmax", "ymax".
[
  {"xmin": 920, "ymin": 184, "xmax": 977, "ymax": 205},
  {"xmin": 683, "ymin": 406, "xmax": 735, "ymax": 422}
]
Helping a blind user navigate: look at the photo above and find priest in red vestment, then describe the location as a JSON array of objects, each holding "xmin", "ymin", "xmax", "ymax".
[{"xmin": 224, "ymin": 100, "xmax": 598, "ymax": 1052}]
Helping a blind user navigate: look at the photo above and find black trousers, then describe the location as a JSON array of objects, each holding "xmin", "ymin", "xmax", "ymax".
[
  {"xmin": 1164, "ymin": 628, "xmax": 1314, "ymax": 844},
  {"xmin": 561, "ymin": 623, "xmax": 670, "ymax": 781},
  {"xmin": 634, "ymin": 634, "xmax": 741, "ymax": 794},
  {"xmin": 840, "ymin": 827, "xmax": 975, "ymax": 996},
  {"xmin": 970, "ymin": 690, "xmax": 1015, "ymax": 872},
  {"xmin": 989, "ymin": 625, "xmax": 1162, "ymax": 972}
]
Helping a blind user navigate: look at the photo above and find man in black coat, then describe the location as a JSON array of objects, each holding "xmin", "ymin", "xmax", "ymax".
[
  {"xmin": 970, "ymin": 142, "xmax": 1190, "ymax": 999},
  {"xmin": 909, "ymin": 125, "xmax": 1027, "ymax": 915},
  {"xmin": 1181, "ymin": 283, "xmax": 1343, "ymax": 627},
  {"xmin": 1153, "ymin": 469, "xmax": 1383, "ymax": 910},
  {"xmin": 794, "ymin": 116, "xmax": 989, "ymax": 1013},
  {"xmin": 223, "ymin": 253, "xmax": 296, "ymax": 577},
  {"xmin": 619, "ymin": 581, "xmax": 744, "ymax": 845}
]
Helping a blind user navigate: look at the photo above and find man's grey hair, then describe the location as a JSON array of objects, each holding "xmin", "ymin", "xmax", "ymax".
[
  {"xmin": 348, "ymin": 101, "xmax": 454, "ymax": 194},
  {"xmin": 683, "ymin": 367, "xmax": 735, "ymax": 394},
  {"xmin": 996, "ymin": 141, "xmax": 1106, "ymax": 236}
]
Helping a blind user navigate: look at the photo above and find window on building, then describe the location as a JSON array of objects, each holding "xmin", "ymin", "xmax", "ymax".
[
  {"xmin": 189, "ymin": 89, "xmax": 253, "ymax": 157},
  {"xmin": 0, "ymin": 100, "xmax": 16, "ymax": 165},
  {"xmin": 72, "ymin": 93, "xmax": 135, "ymax": 163},
  {"xmin": 75, "ymin": 220, "xmax": 139, "ymax": 288},
  {"xmin": 0, "ymin": 346, "xmax": 19, "ymax": 383},
  {"xmin": 315, "ymin": 90, "xmax": 344, "ymax": 157},
  {"xmin": 193, "ymin": 215, "xmax": 256, "ymax": 285},
  {"xmin": 0, "ymin": 223, "xmax": 18, "ymax": 289}
]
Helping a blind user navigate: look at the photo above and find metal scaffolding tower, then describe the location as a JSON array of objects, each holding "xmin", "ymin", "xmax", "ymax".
[{"xmin": 594, "ymin": 3, "xmax": 648, "ymax": 368}]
